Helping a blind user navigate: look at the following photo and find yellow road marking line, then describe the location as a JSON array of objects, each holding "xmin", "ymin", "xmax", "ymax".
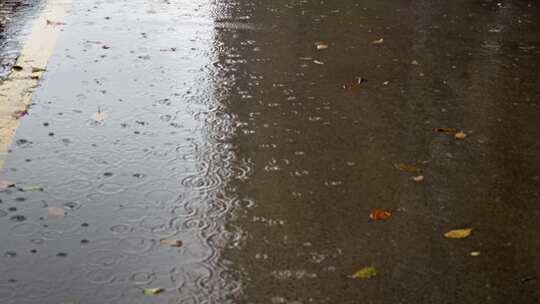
[{"xmin": 0, "ymin": 0, "xmax": 71, "ymax": 168}]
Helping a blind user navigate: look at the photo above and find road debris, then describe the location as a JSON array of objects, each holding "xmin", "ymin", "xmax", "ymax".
[
  {"xmin": 369, "ymin": 209, "xmax": 392, "ymax": 220},
  {"xmin": 160, "ymin": 239, "xmax": 183, "ymax": 247},
  {"xmin": 143, "ymin": 288, "xmax": 165, "ymax": 296},
  {"xmin": 444, "ymin": 228, "xmax": 473, "ymax": 239},
  {"xmin": 349, "ymin": 266, "xmax": 377, "ymax": 280},
  {"xmin": 454, "ymin": 131, "xmax": 467, "ymax": 140}
]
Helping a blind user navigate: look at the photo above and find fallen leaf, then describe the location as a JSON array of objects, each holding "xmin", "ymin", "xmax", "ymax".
[
  {"xmin": 314, "ymin": 42, "xmax": 328, "ymax": 50},
  {"xmin": 18, "ymin": 185, "xmax": 43, "ymax": 192},
  {"xmin": 12, "ymin": 65, "xmax": 23, "ymax": 71},
  {"xmin": 160, "ymin": 47, "xmax": 177, "ymax": 52},
  {"xmin": 102, "ymin": 45, "xmax": 111, "ymax": 49},
  {"xmin": 143, "ymin": 288, "xmax": 164, "ymax": 296},
  {"xmin": 412, "ymin": 175, "xmax": 424, "ymax": 182},
  {"xmin": 394, "ymin": 163, "xmax": 421, "ymax": 173},
  {"xmin": 0, "ymin": 180, "xmax": 16, "ymax": 190},
  {"xmin": 12, "ymin": 109, "xmax": 28, "ymax": 119},
  {"xmin": 411, "ymin": 60, "xmax": 419, "ymax": 65},
  {"xmin": 48, "ymin": 207, "xmax": 65, "ymax": 217},
  {"xmin": 342, "ymin": 77, "xmax": 367, "ymax": 89},
  {"xmin": 313, "ymin": 60, "xmax": 324, "ymax": 65},
  {"xmin": 31, "ymin": 67, "xmax": 46, "ymax": 73},
  {"xmin": 372, "ymin": 38, "xmax": 384, "ymax": 44},
  {"xmin": 455, "ymin": 131, "xmax": 466, "ymax": 140},
  {"xmin": 382, "ymin": 81, "xmax": 389, "ymax": 86},
  {"xmin": 369, "ymin": 209, "xmax": 392, "ymax": 220},
  {"xmin": 349, "ymin": 266, "xmax": 377, "ymax": 279},
  {"xmin": 160, "ymin": 239, "xmax": 183, "ymax": 247},
  {"xmin": 46, "ymin": 20, "xmax": 66, "ymax": 26},
  {"xmin": 92, "ymin": 108, "xmax": 107, "ymax": 123},
  {"xmin": 470, "ymin": 251, "xmax": 481, "ymax": 257},
  {"xmin": 433, "ymin": 128, "xmax": 458, "ymax": 133},
  {"xmin": 444, "ymin": 228, "xmax": 473, "ymax": 239}
]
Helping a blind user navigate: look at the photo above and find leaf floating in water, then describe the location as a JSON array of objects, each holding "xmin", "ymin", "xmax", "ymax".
[
  {"xmin": 433, "ymin": 128, "xmax": 458, "ymax": 133},
  {"xmin": 12, "ymin": 109, "xmax": 29, "ymax": 119},
  {"xmin": 160, "ymin": 239, "xmax": 183, "ymax": 247},
  {"xmin": 0, "ymin": 180, "xmax": 16, "ymax": 190},
  {"xmin": 143, "ymin": 288, "xmax": 164, "ymax": 296},
  {"xmin": 444, "ymin": 228, "xmax": 472, "ymax": 239},
  {"xmin": 369, "ymin": 209, "xmax": 392, "ymax": 220},
  {"xmin": 454, "ymin": 131, "xmax": 467, "ymax": 140},
  {"xmin": 313, "ymin": 60, "xmax": 324, "ymax": 65},
  {"xmin": 48, "ymin": 207, "xmax": 66, "ymax": 217},
  {"xmin": 470, "ymin": 251, "xmax": 481, "ymax": 257},
  {"xmin": 349, "ymin": 266, "xmax": 377, "ymax": 280},
  {"xmin": 46, "ymin": 19, "xmax": 66, "ymax": 26},
  {"xmin": 372, "ymin": 38, "xmax": 384, "ymax": 44},
  {"xmin": 31, "ymin": 67, "xmax": 46, "ymax": 73},
  {"xmin": 92, "ymin": 107, "xmax": 107, "ymax": 123},
  {"xmin": 18, "ymin": 185, "xmax": 43, "ymax": 192},
  {"xmin": 394, "ymin": 163, "xmax": 421, "ymax": 173}
]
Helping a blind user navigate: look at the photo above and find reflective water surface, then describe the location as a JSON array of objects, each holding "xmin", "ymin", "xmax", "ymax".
[{"xmin": 1, "ymin": 0, "xmax": 539, "ymax": 303}]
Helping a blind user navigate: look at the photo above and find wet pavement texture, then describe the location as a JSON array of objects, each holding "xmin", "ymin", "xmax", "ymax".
[{"xmin": 1, "ymin": 0, "xmax": 540, "ymax": 303}]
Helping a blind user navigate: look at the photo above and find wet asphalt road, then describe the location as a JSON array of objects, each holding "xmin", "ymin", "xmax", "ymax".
[{"xmin": 1, "ymin": 0, "xmax": 540, "ymax": 303}]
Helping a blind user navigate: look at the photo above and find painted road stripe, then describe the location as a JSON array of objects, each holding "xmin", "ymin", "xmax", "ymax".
[{"xmin": 0, "ymin": 0, "xmax": 71, "ymax": 167}]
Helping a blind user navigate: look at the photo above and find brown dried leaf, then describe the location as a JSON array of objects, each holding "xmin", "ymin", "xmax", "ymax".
[
  {"xmin": 394, "ymin": 163, "xmax": 421, "ymax": 173},
  {"xmin": 433, "ymin": 128, "xmax": 458, "ymax": 133},
  {"xmin": 159, "ymin": 239, "xmax": 183, "ymax": 247}
]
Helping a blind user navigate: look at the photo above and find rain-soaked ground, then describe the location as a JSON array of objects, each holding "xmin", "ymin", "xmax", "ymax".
[
  {"xmin": 0, "ymin": 0, "xmax": 540, "ymax": 303},
  {"xmin": 0, "ymin": 0, "xmax": 44, "ymax": 78}
]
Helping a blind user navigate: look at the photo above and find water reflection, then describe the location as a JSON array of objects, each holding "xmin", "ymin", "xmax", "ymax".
[{"xmin": 0, "ymin": 0, "xmax": 244, "ymax": 303}]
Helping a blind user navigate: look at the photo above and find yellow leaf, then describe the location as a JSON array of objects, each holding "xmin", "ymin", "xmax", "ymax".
[
  {"xmin": 470, "ymin": 251, "xmax": 481, "ymax": 257},
  {"xmin": 455, "ymin": 131, "xmax": 466, "ymax": 140},
  {"xmin": 372, "ymin": 38, "xmax": 384, "ymax": 44},
  {"xmin": 444, "ymin": 228, "xmax": 472, "ymax": 239},
  {"xmin": 143, "ymin": 288, "xmax": 164, "ymax": 295},
  {"xmin": 349, "ymin": 266, "xmax": 377, "ymax": 279}
]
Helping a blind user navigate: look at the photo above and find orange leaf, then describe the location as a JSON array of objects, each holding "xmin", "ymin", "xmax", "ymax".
[{"xmin": 369, "ymin": 209, "xmax": 392, "ymax": 220}]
